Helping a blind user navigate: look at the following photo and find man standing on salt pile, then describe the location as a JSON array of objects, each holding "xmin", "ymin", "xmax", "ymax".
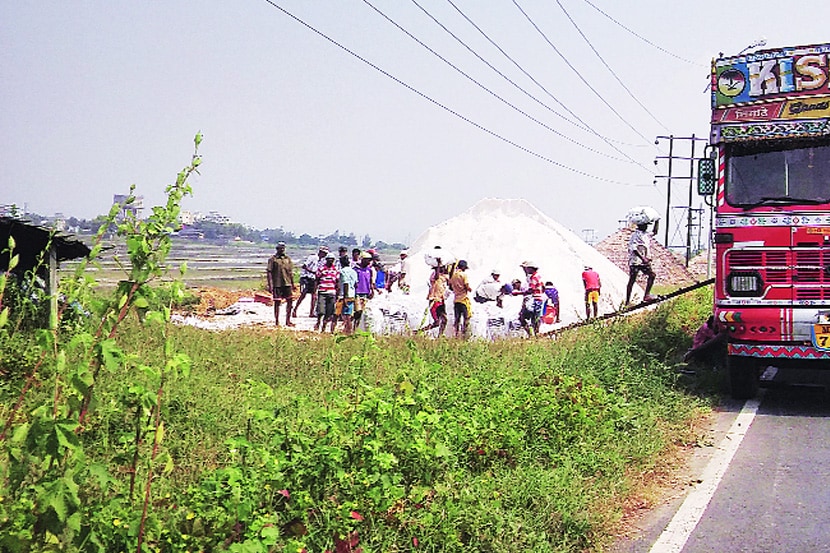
[
  {"xmin": 515, "ymin": 261, "xmax": 545, "ymax": 336},
  {"xmin": 582, "ymin": 265, "xmax": 601, "ymax": 319},
  {"xmin": 625, "ymin": 222, "xmax": 657, "ymax": 305},
  {"xmin": 266, "ymin": 241, "xmax": 295, "ymax": 327},
  {"xmin": 293, "ymin": 245, "xmax": 327, "ymax": 319},
  {"xmin": 449, "ymin": 260, "xmax": 473, "ymax": 337}
]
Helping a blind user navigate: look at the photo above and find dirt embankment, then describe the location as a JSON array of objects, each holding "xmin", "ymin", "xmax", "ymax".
[{"xmin": 185, "ymin": 286, "xmax": 306, "ymax": 315}]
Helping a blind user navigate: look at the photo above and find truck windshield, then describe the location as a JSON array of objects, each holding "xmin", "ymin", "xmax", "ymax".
[{"xmin": 726, "ymin": 138, "xmax": 830, "ymax": 207}]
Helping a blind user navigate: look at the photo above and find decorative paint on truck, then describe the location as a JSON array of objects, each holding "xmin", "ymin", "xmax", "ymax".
[
  {"xmin": 713, "ymin": 44, "xmax": 830, "ymax": 108},
  {"xmin": 708, "ymin": 42, "xmax": 830, "ymax": 398}
]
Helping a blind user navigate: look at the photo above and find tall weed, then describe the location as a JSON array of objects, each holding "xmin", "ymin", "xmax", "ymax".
[{"xmin": 1, "ymin": 187, "xmax": 712, "ymax": 551}]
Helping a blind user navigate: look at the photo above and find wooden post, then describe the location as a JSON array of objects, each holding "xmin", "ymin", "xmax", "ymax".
[{"xmin": 49, "ymin": 245, "xmax": 58, "ymax": 330}]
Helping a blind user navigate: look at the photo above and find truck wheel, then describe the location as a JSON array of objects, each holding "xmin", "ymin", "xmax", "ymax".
[{"xmin": 728, "ymin": 355, "xmax": 759, "ymax": 399}]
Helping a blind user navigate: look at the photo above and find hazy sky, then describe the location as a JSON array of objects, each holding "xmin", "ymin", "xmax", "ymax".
[{"xmin": 3, "ymin": 1, "xmax": 829, "ymax": 245}]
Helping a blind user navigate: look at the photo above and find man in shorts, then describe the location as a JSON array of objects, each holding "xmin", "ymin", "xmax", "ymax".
[
  {"xmin": 338, "ymin": 255, "xmax": 358, "ymax": 334},
  {"xmin": 294, "ymin": 245, "xmax": 327, "ymax": 318},
  {"xmin": 353, "ymin": 252, "xmax": 375, "ymax": 329},
  {"xmin": 267, "ymin": 242, "xmax": 295, "ymax": 327},
  {"xmin": 581, "ymin": 265, "xmax": 601, "ymax": 319}
]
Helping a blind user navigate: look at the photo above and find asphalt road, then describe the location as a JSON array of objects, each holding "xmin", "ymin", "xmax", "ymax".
[{"xmin": 615, "ymin": 377, "xmax": 830, "ymax": 553}]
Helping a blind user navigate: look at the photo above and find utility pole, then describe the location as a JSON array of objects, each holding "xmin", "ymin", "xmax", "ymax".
[
  {"xmin": 655, "ymin": 135, "xmax": 709, "ymax": 265},
  {"xmin": 581, "ymin": 228, "xmax": 597, "ymax": 245}
]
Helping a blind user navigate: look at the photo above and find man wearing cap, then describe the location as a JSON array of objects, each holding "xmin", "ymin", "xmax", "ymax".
[
  {"xmin": 267, "ymin": 242, "xmax": 295, "ymax": 327},
  {"xmin": 353, "ymin": 252, "xmax": 376, "ymax": 328},
  {"xmin": 514, "ymin": 260, "xmax": 544, "ymax": 336},
  {"xmin": 398, "ymin": 250, "xmax": 411, "ymax": 293},
  {"xmin": 474, "ymin": 269, "xmax": 505, "ymax": 308},
  {"xmin": 582, "ymin": 265, "xmax": 601, "ymax": 319},
  {"xmin": 315, "ymin": 252, "xmax": 340, "ymax": 333},
  {"xmin": 294, "ymin": 245, "xmax": 328, "ymax": 318},
  {"xmin": 386, "ymin": 250, "xmax": 411, "ymax": 293}
]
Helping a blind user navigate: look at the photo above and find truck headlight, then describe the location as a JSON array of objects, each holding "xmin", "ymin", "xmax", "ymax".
[{"xmin": 727, "ymin": 271, "xmax": 764, "ymax": 296}]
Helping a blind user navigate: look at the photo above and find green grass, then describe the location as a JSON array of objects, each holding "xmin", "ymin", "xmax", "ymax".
[{"xmin": 1, "ymin": 288, "xmax": 714, "ymax": 552}]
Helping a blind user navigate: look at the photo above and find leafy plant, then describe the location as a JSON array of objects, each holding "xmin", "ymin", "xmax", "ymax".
[{"xmin": 0, "ymin": 133, "xmax": 202, "ymax": 552}]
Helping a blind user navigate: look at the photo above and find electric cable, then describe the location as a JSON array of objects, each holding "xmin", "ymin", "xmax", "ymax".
[
  {"xmin": 260, "ymin": 0, "xmax": 645, "ymax": 186},
  {"xmin": 582, "ymin": 0, "xmax": 705, "ymax": 67},
  {"xmin": 410, "ymin": 0, "xmax": 649, "ymax": 151},
  {"xmin": 554, "ymin": 0, "xmax": 670, "ymax": 133},
  {"xmin": 512, "ymin": 0, "xmax": 654, "ymax": 147},
  {"xmin": 362, "ymin": 0, "xmax": 630, "ymax": 162},
  {"xmin": 410, "ymin": 0, "xmax": 581, "ymax": 130},
  {"xmin": 444, "ymin": 0, "xmax": 655, "ymax": 169}
]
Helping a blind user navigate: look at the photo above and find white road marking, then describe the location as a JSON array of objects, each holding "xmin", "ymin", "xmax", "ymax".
[{"xmin": 649, "ymin": 394, "xmax": 762, "ymax": 553}]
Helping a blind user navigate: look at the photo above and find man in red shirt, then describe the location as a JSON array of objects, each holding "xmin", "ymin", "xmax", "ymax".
[{"xmin": 581, "ymin": 265, "xmax": 602, "ymax": 320}]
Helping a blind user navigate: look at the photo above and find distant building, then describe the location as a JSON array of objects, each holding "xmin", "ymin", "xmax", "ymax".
[
  {"xmin": 0, "ymin": 204, "xmax": 17, "ymax": 217},
  {"xmin": 113, "ymin": 194, "xmax": 145, "ymax": 220},
  {"xmin": 180, "ymin": 210, "xmax": 196, "ymax": 226},
  {"xmin": 202, "ymin": 210, "xmax": 230, "ymax": 225},
  {"xmin": 175, "ymin": 227, "xmax": 204, "ymax": 239},
  {"xmin": 51, "ymin": 213, "xmax": 66, "ymax": 232}
]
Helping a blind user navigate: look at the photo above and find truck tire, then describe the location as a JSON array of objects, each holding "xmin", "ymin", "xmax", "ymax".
[{"xmin": 728, "ymin": 355, "xmax": 760, "ymax": 399}]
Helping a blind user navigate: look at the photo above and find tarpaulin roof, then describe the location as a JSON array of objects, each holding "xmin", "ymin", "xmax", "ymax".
[{"xmin": 0, "ymin": 217, "xmax": 90, "ymax": 274}]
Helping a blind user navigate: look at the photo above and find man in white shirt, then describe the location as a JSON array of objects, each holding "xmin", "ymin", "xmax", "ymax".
[
  {"xmin": 475, "ymin": 269, "xmax": 505, "ymax": 307},
  {"xmin": 293, "ymin": 245, "xmax": 327, "ymax": 317},
  {"xmin": 625, "ymin": 223, "xmax": 656, "ymax": 304}
]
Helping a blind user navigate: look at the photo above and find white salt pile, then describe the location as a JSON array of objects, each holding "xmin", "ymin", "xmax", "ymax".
[
  {"xmin": 364, "ymin": 198, "xmax": 639, "ymax": 338},
  {"xmin": 171, "ymin": 298, "xmax": 320, "ymax": 332}
]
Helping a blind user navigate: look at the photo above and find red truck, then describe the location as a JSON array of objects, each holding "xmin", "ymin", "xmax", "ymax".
[{"xmin": 705, "ymin": 43, "xmax": 830, "ymax": 398}]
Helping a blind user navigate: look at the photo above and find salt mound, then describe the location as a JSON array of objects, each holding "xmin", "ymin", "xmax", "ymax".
[{"xmin": 365, "ymin": 198, "xmax": 637, "ymax": 337}]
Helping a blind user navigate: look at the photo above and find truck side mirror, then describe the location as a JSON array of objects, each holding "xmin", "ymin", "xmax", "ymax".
[{"xmin": 698, "ymin": 158, "xmax": 716, "ymax": 195}]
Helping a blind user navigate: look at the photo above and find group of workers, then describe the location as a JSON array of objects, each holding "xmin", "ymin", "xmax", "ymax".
[
  {"xmin": 419, "ymin": 257, "xmax": 604, "ymax": 338},
  {"xmin": 422, "ymin": 258, "xmax": 548, "ymax": 337},
  {"xmin": 266, "ymin": 242, "xmax": 411, "ymax": 333},
  {"xmin": 266, "ymin": 217, "xmax": 658, "ymax": 336}
]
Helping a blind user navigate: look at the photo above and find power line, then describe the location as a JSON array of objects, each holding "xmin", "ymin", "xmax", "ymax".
[
  {"xmin": 444, "ymin": 0, "xmax": 654, "ymax": 170},
  {"xmin": 582, "ymin": 0, "xmax": 706, "ymax": 67},
  {"xmin": 260, "ymin": 0, "xmax": 644, "ymax": 186},
  {"xmin": 411, "ymin": 0, "xmax": 648, "ymax": 152},
  {"xmin": 512, "ymin": 0, "xmax": 654, "ymax": 147},
  {"xmin": 362, "ymin": 0, "xmax": 630, "ymax": 163},
  {"xmin": 410, "ymin": 1, "xmax": 583, "ymax": 132},
  {"xmin": 554, "ymin": 0, "xmax": 670, "ymax": 133}
]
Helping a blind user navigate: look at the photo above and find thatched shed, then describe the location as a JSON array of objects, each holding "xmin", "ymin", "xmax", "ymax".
[
  {"xmin": 0, "ymin": 217, "xmax": 90, "ymax": 275},
  {"xmin": 1, "ymin": 217, "xmax": 91, "ymax": 328}
]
